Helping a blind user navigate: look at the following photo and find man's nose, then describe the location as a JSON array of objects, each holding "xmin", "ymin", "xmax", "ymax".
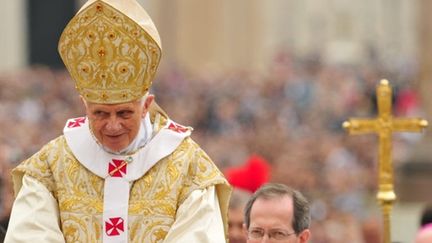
[
  {"xmin": 260, "ymin": 234, "xmax": 271, "ymax": 243},
  {"xmin": 106, "ymin": 116, "xmax": 121, "ymax": 130}
]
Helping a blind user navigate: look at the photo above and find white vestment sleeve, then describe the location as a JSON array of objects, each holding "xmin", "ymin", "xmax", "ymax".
[
  {"xmin": 4, "ymin": 175, "xmax": 65, "ymax": 243},
  {"xmin": 163, "ymin": 186, "xmax": 226, "ymax": 243}
]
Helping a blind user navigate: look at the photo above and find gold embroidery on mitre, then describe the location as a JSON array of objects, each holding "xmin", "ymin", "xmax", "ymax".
[{"xmin": 58, "ymin": 0, "xmax": 162, "ymax": 104}]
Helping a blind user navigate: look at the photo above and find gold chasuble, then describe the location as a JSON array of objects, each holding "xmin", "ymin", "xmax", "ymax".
[
  {"xmin": 11, "ymin": 112, "xmax": 231, "ymax": 242},
  {"xmin": 8, "ymin": 0, "xmax": 231, "ymax": 242}
]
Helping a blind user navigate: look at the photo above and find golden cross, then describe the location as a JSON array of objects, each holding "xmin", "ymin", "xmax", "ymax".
[{"xmin": 342, "ymin": 79, "xmax": 428, "ymax": 243}]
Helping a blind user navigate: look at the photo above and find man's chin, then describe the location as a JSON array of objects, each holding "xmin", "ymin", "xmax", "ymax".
[
  {"xmin": 103, "ymin": 141, "xmax": 128, "ymax": 152},
  {"xmin": 106, "ymin": 146, "xmax": 127, "ymax": 153},
  {"xmin": 102, "ymin": 136, "xmax": 128, "ymax": 151}
]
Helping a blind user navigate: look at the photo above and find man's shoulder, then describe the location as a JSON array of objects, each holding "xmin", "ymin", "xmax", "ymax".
[
  {"xmin": 175, "ymin": 136, "xmax": 205, "ymax": 155},
  {"xmin": 39, "ymin": 135, "xmax": 69, "ymax": 153},
  {"xmin": 18, "ymin": 135, "xmax": 70, "ymax": 167},
  {"xmin": 174, "ymin": 137, "xmax": 225, "ymax": 179},
  {"xmin": 11, "ymin": 135, "xmax": 69, "ymax": 194}
]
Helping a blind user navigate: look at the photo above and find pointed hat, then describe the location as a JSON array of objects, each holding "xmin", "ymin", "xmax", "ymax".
[{"xmin": 58, "ymin": 0, "xmax": 162, "ymax": 104}]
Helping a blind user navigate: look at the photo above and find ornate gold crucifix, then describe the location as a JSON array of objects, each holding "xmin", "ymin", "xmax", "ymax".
[{"xmin": 342, "ymin": 79, "xmax": 428, "ymax": 243}]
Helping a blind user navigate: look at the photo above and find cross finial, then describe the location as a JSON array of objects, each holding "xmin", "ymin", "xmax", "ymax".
[{"xmin": 343, "ymin": 79, "xmax": 428, "ymax": 243}]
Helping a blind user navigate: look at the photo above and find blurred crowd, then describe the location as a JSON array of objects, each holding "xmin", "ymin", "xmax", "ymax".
[{"xmin": 0, "ymin": 51, "xmax": 424, "ymax": 242}]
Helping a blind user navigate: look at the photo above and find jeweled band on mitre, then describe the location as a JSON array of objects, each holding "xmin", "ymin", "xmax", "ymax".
[{"xmin": 58, "ymin": 0, "xmax": 162, "ymax": 104}]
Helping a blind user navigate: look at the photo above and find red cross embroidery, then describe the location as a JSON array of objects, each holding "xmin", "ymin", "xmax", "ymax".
[
  {"xmin": 105, "ymin": 217, "xmax": 124, "ymax": 236},
  {"xmin": 108, "ymin": 159, "xmax": 127, "ymax": 177},
  {"xmin": 168, "ymin": 122, "xmax": 188, "ymax": 133},
  {"xmin": 67, "ymin": 117, "xmax": 86, "ymax": 128}
]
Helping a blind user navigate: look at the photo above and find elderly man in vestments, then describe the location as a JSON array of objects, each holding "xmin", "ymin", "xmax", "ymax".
[{"xmin": 4, "ymin": 0, "xmax": 231, "ymax": 242}]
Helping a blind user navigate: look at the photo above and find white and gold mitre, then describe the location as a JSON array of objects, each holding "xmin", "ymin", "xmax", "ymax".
[{"xmin": 58, "ymin": 0, "xmax": 162, "ymax": 104}]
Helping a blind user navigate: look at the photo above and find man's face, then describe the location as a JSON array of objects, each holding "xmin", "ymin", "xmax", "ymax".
[
  {"xmin": 245, "ymin": 196, "xmax": 310, "ymax": 243},
  {"xmin": 229, "ymin": 207, "xmax": 247, "ymax": 243},
  {"xmin": 84, "ymin": 96, "xmax": 153, "ymax": 152}
]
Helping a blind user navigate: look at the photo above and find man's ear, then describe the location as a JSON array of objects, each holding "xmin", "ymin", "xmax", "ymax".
[
  {"xmin": 143, "ymin": 94, "xmax": 154, "ymax": 110},
  {"xmin": 243, "ymin": 223, "xmax": 248, "ymax": 238},
  {"xmin": 298, "ymin": 229, "xmax": 311, "ymax": 243}
]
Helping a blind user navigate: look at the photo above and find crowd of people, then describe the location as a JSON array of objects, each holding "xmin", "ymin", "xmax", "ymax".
[
  {"xmin": 156, "ymin": 52, "xmax": 422, "ymax": 242},
  {"xmin": 0, "ymin": 50, "xmax": 424, "ymax": 242}
]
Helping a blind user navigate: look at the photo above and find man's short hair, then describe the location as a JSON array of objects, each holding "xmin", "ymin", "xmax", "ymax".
[{"xmin": 243, "ymin": 183, "xmax": 310, "ymax": 234}]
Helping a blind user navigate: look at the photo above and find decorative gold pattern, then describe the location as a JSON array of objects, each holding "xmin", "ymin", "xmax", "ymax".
[
  {"xmin": 342, "ymin": 79, "xmax": 428, "ymax": 243},
  {"xmin": 13, "ymin": 127, "xmax": 229, "ymax": 242},
  {"xmin": 58, "ymin": 0, "xmax": 162, "ymax": 104}
]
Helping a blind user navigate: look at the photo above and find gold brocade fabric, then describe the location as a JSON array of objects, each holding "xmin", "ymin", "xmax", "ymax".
[
  {"xmin": 12, "ymin": 135, "xmax": 229, "ymax": 242},
  {"xmin": 58, "ymin": 0, "xmax": 162, "ymax": 104}
]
